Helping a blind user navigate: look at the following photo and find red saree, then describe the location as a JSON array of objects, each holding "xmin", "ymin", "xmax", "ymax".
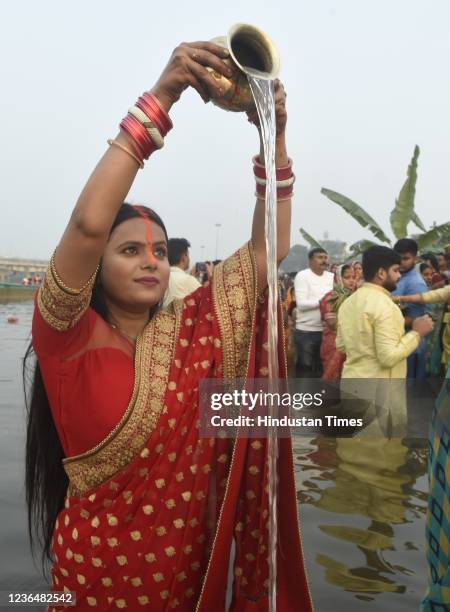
[
  {"xmin": 319, "ymin": 291, "xmax": 346, "ymax": 380},
  {"xmin": 34, "ymin": 243, "xmax": 312, "ymax": 611}
]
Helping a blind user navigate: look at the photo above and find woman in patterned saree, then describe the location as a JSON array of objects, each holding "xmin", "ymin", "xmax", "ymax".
[
  {"xmin": 319, "ymin": 264, "xmax": 356, "ymax": 380},
  {"xmin": 24, "ymin": 41, "xmax": 312, "ymax": 611},
  {"xmin": 420, "ymin": 365, "xmax": 450, "ymax": 610}
]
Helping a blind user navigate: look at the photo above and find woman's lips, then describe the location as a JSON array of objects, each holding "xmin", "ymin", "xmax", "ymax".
[{"xmin": 135, "ymin": 277, "xmax": 159, "ymax": 286}]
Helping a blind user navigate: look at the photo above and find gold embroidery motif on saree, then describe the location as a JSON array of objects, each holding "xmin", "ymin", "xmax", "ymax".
[{"xmin": 212, "ymin": 242, "xmax": 256, "ymax": 379}]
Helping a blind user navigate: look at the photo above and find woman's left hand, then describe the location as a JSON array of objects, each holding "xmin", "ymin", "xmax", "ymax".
[{"xmin": 246, "ymin": 79, "xmax": 287, "ymax": 138}]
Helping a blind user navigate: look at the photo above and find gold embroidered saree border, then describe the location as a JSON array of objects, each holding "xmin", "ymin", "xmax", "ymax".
[
  {"xmin": 63, "ymin": 301, "xmax": 183, "ymax": 496},
  {"xmin": 37, "ymin": 258, "xmax": 97, "ymax": 332},
  {"xmin": 212, "ymin": 242, "xmax": 256, "ymax": 379}
]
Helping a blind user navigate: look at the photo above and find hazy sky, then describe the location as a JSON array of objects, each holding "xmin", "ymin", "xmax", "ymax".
[{"xmin": 1, "ymin": 0, "xmax": 449, "ymax": 265}]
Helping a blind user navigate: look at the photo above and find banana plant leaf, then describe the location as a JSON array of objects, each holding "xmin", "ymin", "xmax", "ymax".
[
  {"xmin": 410, "ymin": 210, "xmax": 426, "ymax": 233},
  {"xmin": 390, "ymin": 145, "xmax": 420, "ymax": 239},
  {"xmin": 343, "ymin": 239, "xmax": 378, "ymax": 262},
  {"xmin": 349, "ymin": 239, "xmax": 378, "ymax": 254},
  {"xmin": 416, "ymin": 222, "xmax": 450, "ymax": 250},
  {"xmin": 321, "ymin": 188, "xmax": 391, "ymax": 244},
  {"xmin": 299, "ymin": 228, "xmax": 323, "ymax": 249}
]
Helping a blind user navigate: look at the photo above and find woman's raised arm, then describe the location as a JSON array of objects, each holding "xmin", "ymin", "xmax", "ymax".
[
  {"xmin": 54, "ymin": 42, "xmax": 232, "ymax": 290},
  {"xmin": 250, "ymin": 80, "xmax": 291, "ymax": 292}
]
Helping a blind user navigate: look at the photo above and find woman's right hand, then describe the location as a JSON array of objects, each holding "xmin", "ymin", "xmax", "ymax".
[{"xmin": 150, "ymin": 42, "xmax": 234, "ymax": 112}]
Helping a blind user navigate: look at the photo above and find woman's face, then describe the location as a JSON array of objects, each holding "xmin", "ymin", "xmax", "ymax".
[
  {"xmin": 437, "ymin": 254, "xmax": 447, "ymax": 270},
  {"xmin": 100, "ymin": 218, "xmax": 170, "ymax": 312},
  {"xmin": 353, "ymin": 262, "xmax": 363, "ymax": 278},
  {"xmin": 342, "ymin": 269, "xmax": 356, "ymax": 291},
  {"xmin": 421, "ymin": 267, "xmax": 433, "ymax": 285}
]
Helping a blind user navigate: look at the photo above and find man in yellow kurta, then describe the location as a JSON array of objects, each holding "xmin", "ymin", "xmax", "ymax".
[
  {"xmin": 337, "ymin": 246, "xmax": 433, "ymax": 378},
  {"xmin": 336, "ymin": 246, "xmax": 433, "ymax": 435}
]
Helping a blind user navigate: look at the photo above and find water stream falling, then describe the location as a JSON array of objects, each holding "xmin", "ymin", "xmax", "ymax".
[{"xmin": 248, "ymin": 75, "xmax": 279, "ymax": 612}]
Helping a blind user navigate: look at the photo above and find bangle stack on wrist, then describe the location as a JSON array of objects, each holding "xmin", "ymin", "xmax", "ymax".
[
  {"xmin": 253, "ymin": 155, "xmax": 295, "ymax": 201},
  {"xmin": 108, "ymin": 92, "xmax": 173, "ymax": 169}
]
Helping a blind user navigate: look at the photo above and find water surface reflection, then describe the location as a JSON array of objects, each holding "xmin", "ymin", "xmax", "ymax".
[
  {"xmin": 294, "ymin": 434, "xmax": 428, "ymax": 610},
  {"xmin": 0, "ymin": 301, "xmax": 431, "ymax": 610}
]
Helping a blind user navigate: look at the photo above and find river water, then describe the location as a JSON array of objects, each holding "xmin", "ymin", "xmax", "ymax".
[{"xmin": 0, "ymin": 300, "xmax": 430, "ymax": 610}]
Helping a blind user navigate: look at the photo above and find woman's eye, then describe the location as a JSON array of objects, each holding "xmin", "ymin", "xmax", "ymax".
[
  {"xmin": 123, "ymin": 246, "xmax": 137, "ymax": 255},
  {"xmin": 154, "ymin": 248, "xmax": 167, "ymax": 259}
]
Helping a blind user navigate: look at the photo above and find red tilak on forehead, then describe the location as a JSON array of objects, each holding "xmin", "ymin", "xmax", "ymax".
[{"xmin": 132, "ymin": 205, "xmax": 157, "ymax": 266}]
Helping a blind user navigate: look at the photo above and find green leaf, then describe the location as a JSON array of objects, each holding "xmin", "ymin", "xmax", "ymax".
[
  {"xmin": 349, "ymin": 239, "xmax": 378, "ymax": 254},
  {"xmin": 343, "ymin": 239, "xmax": 378, "ymax": 262},
  {"xmin": 416, "ymin": 221, "xmax": 450, "ymax": 250},
  {"xmin": 299, "ymin": 228, "xmax": 323, "ymax": 249},
  {"xmin": 321, "ymin": 188, "xmax": 391, "ymax": 244},
  {"xmin": 410, "ymin": 210, "xmax": 426, "ymax": 232},
  {"xmin": 390, "ymin": 145, "xmax": 420, "ymax": 239}
]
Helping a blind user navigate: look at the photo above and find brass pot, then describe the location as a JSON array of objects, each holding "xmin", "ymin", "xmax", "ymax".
[{"xmin": 209, "ymin": 23, "xmax": 280, "ymax": 112}]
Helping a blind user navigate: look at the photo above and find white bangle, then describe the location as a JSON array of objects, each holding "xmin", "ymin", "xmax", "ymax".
[
  {"xmin": 254, "ymin": 174, "xmax": 296, "ymax": 188},
  {"xmin": 255, "ymin": 192, "xmax": 293, "ymax": 201},
  {"xmin": 128, "ymin": 106, "xmax": 164, "ymax": 149},
  {"xmin": 277, "ymin": 175, "xmax": 296, "ymax": 188}
]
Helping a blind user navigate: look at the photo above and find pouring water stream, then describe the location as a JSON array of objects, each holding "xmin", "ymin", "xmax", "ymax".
[{"xmin": 248, "ymin": 75, "xmax": 279, "ymax": 612}]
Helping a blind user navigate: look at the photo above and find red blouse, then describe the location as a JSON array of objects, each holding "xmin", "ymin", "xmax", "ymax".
[{"xmin": 32, "ymin": 263, "xmax": 152, "ymax": 457}]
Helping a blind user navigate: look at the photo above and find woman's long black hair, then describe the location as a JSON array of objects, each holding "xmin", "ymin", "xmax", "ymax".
[{"xmin": 23, "ymin": 204, "xmax": 168, "ymax": 571}]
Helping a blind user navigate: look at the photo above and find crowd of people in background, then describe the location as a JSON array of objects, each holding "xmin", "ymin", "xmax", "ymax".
[
  {"xmin": 281, "ymin": 240, "xmax": 450, "ymax": 381},
  {"xmin": 163, "ymin": 237, "xmax": 222, "ymax": 308},
  {"xmin": 167, "ymin": 236, "xmax": 450, "ymax": 384}
]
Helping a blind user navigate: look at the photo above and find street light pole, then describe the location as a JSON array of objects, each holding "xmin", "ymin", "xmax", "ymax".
[{"xmin": 214, "ymin": 224, "xmax": 221, "ymax": 260}]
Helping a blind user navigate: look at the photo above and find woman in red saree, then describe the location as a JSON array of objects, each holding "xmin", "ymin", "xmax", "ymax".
[
  {"xmin": 25, "ymin": 41, "xmax": 312, "ymax": 611},
  {"xmin": 319, "ymin": 264, "xmax": 356, "ymax": 380}
]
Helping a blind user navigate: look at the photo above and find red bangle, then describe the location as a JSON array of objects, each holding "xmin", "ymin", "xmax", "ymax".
[
  {"xmin": 256, "ymin": 183, "xmax": 265, "ymax": 196},
  {"xmin": 120, "ymin": 116, "xmax": 149, "ymax": 158},
  {"xmin": 120, "ymin": 115, "xmax": 156, "ymax": 160},
  {"xmin": 138, "ymin": 93, "xmax": 172, "ymax": 137},
  {"xmin": 136, "ymin": 97, "xmax": 166, "ymax": 137},
  {"xmin": 117, "ymin": 92, "xmax": 173, "ymax": 163},
  {"xmin": 255, "ymin": 183, "xmax": 293, "ymax": 199},
  {"xmin": 125, "ymin": 134, "xmax": 146, "ymax": 161},
  {"xmin": 276, "ymin": 185, "xmax": 294, "ymax": 198},
  {"xmin": 142, "ymin": 92, "xmax": 173, "ymax": 133},
  {"xmin": 253, "ymin": 155, "xmax": 293, "ymax": 181},
  {"xmin": 116, "ymin": 127, "xmax": 145, "ymax": 163}
]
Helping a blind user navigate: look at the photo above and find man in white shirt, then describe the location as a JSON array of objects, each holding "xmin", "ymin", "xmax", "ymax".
[
  {"xmin": 163, "ymin": 238, "xmax": 201, "ymax": 308},
  {"xmin": 294, "ymin": 248, "xmax": 334, "ymax": 377}
]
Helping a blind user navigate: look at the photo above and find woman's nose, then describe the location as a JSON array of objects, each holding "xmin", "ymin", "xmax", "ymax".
[{"xmin": 141, "ymin": 248, "xmax": 157, "ymax": 269}]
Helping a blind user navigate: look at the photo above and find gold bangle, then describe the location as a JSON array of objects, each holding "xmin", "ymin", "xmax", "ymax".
[
  {"xmin": 107, "ymin": 138, "xmax": 144, "ymax": 169},
  {"xmin": 50, "ymin": 253, "xmax": 99, "ymax": 295}
]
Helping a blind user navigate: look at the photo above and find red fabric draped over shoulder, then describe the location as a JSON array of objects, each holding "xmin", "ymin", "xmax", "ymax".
[{"xmin": 34, "ymin": 244, "xmax": 312, "ymax": 611}]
